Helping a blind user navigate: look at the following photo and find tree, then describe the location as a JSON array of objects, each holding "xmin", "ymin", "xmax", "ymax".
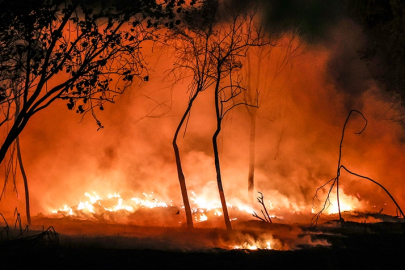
[
  {"xmin": 205, "ymin": 0, "xmax": 269, "ymax": 230},
  {"xmin": 0, "ymin": 0, "xmax": 177, "ymax": 223},
  {"xmin": 241, "ymin": 35, "xmax": 303, "ymax": 202},
  {"xmin": 209, "ymin": 2, "xmax": 274, "ymax": 230},
  {"xmin": 168, "ymin": 0, "xmax": 269, "ymax": 230},
  {"xmin": 168, "ymin": 0, "xmax": 219, "ymax": 229}
]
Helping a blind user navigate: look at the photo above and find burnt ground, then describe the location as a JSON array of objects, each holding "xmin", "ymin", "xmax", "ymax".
[
  {"xmin": 1, "ymin": 238, "xmax": 405, "ymax": 270},
  {"xmin": 1, "ymin": 217, "xmax": 405, "ymax": 270}
]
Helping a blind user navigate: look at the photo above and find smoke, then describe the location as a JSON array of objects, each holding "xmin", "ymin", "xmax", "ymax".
[
  {"xmin": 0, "ymin": 1, "xmax": 404, "ymax": 229},
  {"xmin": 231, "ymin": 0, "xmax": 399, "ymax": 110},
  {"xmin": 325, "ymin": 19, "xmax": 374, "ymax": 111},
  {"xmin": 231, "ymin": 0, "xmax": 344, "ymax": 42}
]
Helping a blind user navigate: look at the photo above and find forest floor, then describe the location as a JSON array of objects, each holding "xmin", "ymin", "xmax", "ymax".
[{"xmin": 1, "ymin": 213, "xmax": 405, "ymax": 269}]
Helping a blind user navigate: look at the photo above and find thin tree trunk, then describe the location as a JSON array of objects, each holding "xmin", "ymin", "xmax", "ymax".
[
  {"xmin": 0, "ymin": 121, "xmax": 21, "ymax": 164},
  {"xmin": 213, "ymin": 123, "xmax": 232, "ymax": 231},
  {"xmin": 16, "ymin": 136, "xmax": 31, "ymax": 225},
  {"xmin": 247, "ymin": 109, "xmax": 257, "ymax": 202},
  {"xmin": 14, "ymin": 83, "xmax": 31, "ymax": 226},
  {"xmin": 173, "ymin": 91, "xmax": 201, "ymax": 229},
  {"xmin": 213, "ymin": 75, "xmax": 232, "ymax": 231}
]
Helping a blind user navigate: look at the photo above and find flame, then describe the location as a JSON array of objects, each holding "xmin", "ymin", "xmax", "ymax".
[
  {"xmin": 130, "ymin": 193, "xmax": 168, "ymax": 208},
  {"xmin": 188, "ymin": 191, "xmax": 255, "ymax": 223},
  {"xmin": 50, "ymin": 188, "xmax": 362, "ymax": 225},
  {"xmin": 233, "ymin": 241, "xmax": 272, "ymax": 250},
  {"xmin": 84, "ymin": 192, "xmax": 102, "ymax": 204},
  {"xmin": 105, "ymin": 198, "xmax": 134, "ymax": 212},
  {"xmin": 196, "ymin": 213, "xmax": 208, "ymax": 222},
  {"xmin": 50, "ymin": 190, "xmax": 258, "ymax": 224},
  {"xmin": 310, "ymin": 188, "xmax": 363, "ymax": 215},
  {"xmin": 51, "ymin": 192, "xmax": 168, "ymax": 220},
  {"xmin": 326, "ymin": 191, "xmax": 361, "ymax": 215},
  {"xmin": 190, "ymin": 191, "xmax": 222, "ymax": 212},
  {"xmin": 327, "ymin": 201, "xmax": 352, "ymax": 214},
  {"xmin": 77, "ymin": 201, "xmax": 95, "ymax": 213}
]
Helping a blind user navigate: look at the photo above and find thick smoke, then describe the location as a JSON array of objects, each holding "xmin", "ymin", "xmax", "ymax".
[
  {"xmin": 232, "ymin": 0, "xmax": 401, "ymax": 110},
  {"xmin": 231, "ymin": 0, "xmax": 344, "ymax": 41},
  {"xmin": 325, "ymin": 19, "xmax": 374, "ymax": 111}
]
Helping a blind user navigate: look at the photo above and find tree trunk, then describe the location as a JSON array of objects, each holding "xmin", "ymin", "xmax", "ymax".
[
  {"xmin": 247, "ymin": 108, "xmax": 257, "ymax": 203},
  {"xmin": 16, "ymin": 136, "xmax": 31, "ymax": 225},
  {"xmin": 172, "ymin": 90, "xmax": 201, "ymax": 229},
  {"xmin": 13, "ymin": 84, "xmax": 31, "ymax": 226},
  {"xmin": 213, "ymin": 124, "xmax": 232, "ymax": 231},
  {"xmin": 173, "ymin": 140, "xmax": 194, "ymax": 229},
  {"xmin": 213, "ymin": 73, "xmax": 232, "ymax": 231},
  {"xmin": 0, "ymin": 124, "xmax": 20, "ymax": 165}
]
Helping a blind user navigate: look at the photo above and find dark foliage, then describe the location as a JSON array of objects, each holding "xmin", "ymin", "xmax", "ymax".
[{"xmin": 0, "ymin": 0, "xmax": 179, "ymax": 167}]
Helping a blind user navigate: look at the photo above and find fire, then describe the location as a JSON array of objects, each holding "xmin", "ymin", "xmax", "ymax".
[
  {"xmin": 197, "ymin": 213, "xmax": 208, "ymax": 222},
  {"xmin": 130, "ymin": 193, "xmax": 168, "ymax": 208},
  {"xmin": 50, "ymin": 190, "xmax": 258, "ymax": 224},
  {"xmin": 105, "ymin": 198, "xmax": 134, "ymax": 212},
  {"xmin": 311, "ymin": 188, "xmax": 365, "ymax": 216},
  {"xmin": 49, "ymin": 188, "xmax": 364, "ymax": 226},
  {"xmin": 327, "ymin": 200, "xmax": 353, "ymax": 215},
  {"xmin": 51, "ymin": 192, "xmax": 168, "ymax": 220},
  {"xmin": 190, "ymin": 191, "xmax": 222, "ymax": 212},
  {"xmin": 85, "ymin": 192, "xmax": 102, "ymax": 204},
  {"xmin": 52, "ymin": 205, "xmax": 72, "ymax": 215},
  {"xmin": 325, "ymin": 191, "xmax": 362, "ymax": 215},
  {"xmin": 77, "ymin": 201, "xmax": 95, "ymax": 213},
  {"xmin": 233, "ymin": 241, "xmax": 272, "ymax": 250}
]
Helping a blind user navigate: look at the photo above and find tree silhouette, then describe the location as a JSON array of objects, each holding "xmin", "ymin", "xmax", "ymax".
[
  {"xmin": 168, "ymin": 0, "xmax": 269, "ymax": 230},
  {"xmin": 206, "ymin": 0, "xmax": 269, "ymax": 230},
  {"xmin": 167, "ymin": 0, "xmax": 218, "ymax": 229},
  {"xmin": 311, "ymin": 110, "xmax": 405, "ymax": 227},
  {"xmin": 0, "ymin": 0, "xmax": 177, "ymax": 222}
]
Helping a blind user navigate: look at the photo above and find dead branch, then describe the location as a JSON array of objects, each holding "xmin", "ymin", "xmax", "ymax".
[
  {"xmin": 311, "ymin": 110, "xmax": 404, "ymax": 228},
  {"xmin": 312, "ymin": 110, "xmax": 367, "ymax": 227},
  {"xmin": 340, "ymin": 165, "xmax": 405, "ymax": 218},
  {"xmin": 252, "ymin": 191, "xmax": 272, "ymax": 223}
]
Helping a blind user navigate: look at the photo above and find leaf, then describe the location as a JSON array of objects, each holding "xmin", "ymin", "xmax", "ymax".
[{"xmin": 67, "ymin": 102, "xmax": 74, "ymax": 110}]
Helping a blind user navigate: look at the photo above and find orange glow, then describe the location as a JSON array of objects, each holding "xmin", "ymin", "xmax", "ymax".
[
  {"xmin": 1, "ymin": 15, "xmax": 403, "ymax": 229},
  {"xmin": 233, "ymin": 241, "xmax": 272, "ymax": 250},
  {"xmin": 51, "ymin": 192, "xmax": 169, "ymax": 222},
  {"xmin": 51, "ymin": 191, "xmax": 260, "ymax": 224}
]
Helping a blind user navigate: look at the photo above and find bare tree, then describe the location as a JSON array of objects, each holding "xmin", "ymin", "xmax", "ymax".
[
  {"xmin": 168, "ymin": 0, "xmax": 270, "ymax": 230},
  {"xmin": 167, "ymin": 0, "xmax": 219, "ymax": 229},
  {"xmin": 208, "ymin": 1, "xmax": 271, "ymax": 230}
]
